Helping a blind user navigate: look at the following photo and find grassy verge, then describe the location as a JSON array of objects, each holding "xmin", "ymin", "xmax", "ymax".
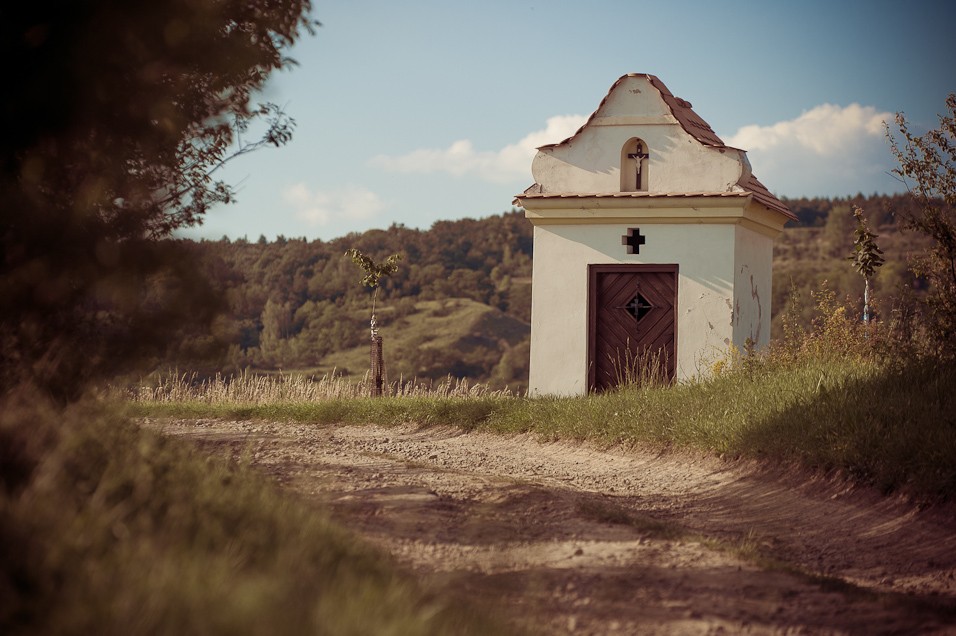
[
  {"xmin": 129, "ymin": 355, "xmax": 956, "ymax": 502},
  {"xmin": 0, "ymin": 388, "xmax": 501, "ymax": 635}
]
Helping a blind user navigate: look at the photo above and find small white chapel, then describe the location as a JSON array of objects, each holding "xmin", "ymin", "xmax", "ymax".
[{"xmin": 513, "ymin": 73, "xmax": 796, "ymax": 396}]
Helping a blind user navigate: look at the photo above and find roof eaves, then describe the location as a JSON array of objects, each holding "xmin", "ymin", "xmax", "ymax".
[
  {"xmin": 515, "ymin": 191, "xmax": 750, "ymax": 200},
  {"xmin": 514, "ymin": 184, "xmax": 795, "ymax": 222},
  {"xmin": 739, "ymin": 174, "xmax": 796, "ymax": 221}
]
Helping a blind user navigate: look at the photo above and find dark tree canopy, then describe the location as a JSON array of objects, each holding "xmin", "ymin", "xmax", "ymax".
[{"xmin": 0, "ymin": 1, "xmax": 315, "ymax": 398}]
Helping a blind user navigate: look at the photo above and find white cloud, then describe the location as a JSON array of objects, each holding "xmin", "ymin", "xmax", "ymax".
[
  {"xmin": 282, "ymin": 183, "xmax": 386, "ymax": 226},
  {"xmin": 725, "ymin": 103, "xmax": 890, "ymax": 155},
  {"xmin": 370, "ymin": 114, "xmax": 588, "ymax": 183},
  {"xmin": 366, "ymin": 104, "xmax": 901, "ymax": 198},
  {"xmin": 723, "ymin": 103, "xmax": 900, "ymax": 196}
]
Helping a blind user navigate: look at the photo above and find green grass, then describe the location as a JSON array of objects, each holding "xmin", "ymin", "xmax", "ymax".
[
  {"xmin": 0, "ymin": 388, "xmax": 504, "ymax": 636},
  {"xmin": 129, "ymin": 355, "xmax": 956, "ymax": 502}
]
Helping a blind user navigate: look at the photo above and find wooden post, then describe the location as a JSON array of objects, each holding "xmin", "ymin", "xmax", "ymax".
[{"xmin": 370, "ymin": 335, "xmax": 384, "ymax": 397}]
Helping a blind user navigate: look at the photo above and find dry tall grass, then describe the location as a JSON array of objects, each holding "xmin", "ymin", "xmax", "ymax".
[{"xmin": 128, "ymin": 369, "xmax": 516, "ymax": 404}]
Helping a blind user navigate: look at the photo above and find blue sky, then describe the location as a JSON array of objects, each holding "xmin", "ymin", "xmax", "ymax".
[{"xmin": 180, "ymin": 0, "xmax": 956, "ymax": 241}]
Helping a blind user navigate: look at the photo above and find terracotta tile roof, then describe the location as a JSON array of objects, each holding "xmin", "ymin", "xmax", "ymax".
[
  {"xmin": 528, "ymin": 73, "xmax": 794, "ymax": 221},
  {"xmin": 740, "ymin": 174, "xmax": 796, "ymax": 220},
  {"xmin": 649, "ymin": 75, "xmax": 727, "ymax": 147}
]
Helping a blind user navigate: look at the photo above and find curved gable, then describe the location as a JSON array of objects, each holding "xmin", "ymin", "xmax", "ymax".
[{"xmin": 522, "ymin": 74, "xmax": 793, "ymax": 221}]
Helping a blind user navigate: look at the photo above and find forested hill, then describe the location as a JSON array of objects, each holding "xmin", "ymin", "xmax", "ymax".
[
  {"xmin": 172, "ymin": 210, "xmax": 535, "ymax": 385},
  {"xmin": 167, "ymin": 193, "xmax": 927, "ymax": 389}
]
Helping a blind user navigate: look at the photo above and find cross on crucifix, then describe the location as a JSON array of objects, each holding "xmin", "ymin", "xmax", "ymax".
[
  {"xmin": 628, "ymin": 143, "xmax": 649, "ymax": 190},
  {"xmin": 622, "ymin": 227, "xmax": 646, "ymax": 254}
]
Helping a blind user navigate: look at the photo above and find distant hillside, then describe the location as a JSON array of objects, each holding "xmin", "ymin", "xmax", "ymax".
[
  {"xmin": 166, "ymin": 210, "xmax": 534, "ymax": 388},
  {"xmin": 771, "ymin": 194, "xmax": 932, "ymax": 338},
  {"xmin": 160, "ymin": 194, "xmax": 937, "ymax": 388},
  {"xmin": 318, "ymin": 298, "xmax": 529, "ymax": 390}
]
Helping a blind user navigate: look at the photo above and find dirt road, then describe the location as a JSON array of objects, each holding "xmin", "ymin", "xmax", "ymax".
[{"xmin": 152, "ymin": 418, "xmax": 956, "ymax": 635}]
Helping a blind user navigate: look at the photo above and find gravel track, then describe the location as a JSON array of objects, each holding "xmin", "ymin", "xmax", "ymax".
[{"xmin": 151, "ymin": 418, "xmax": 956, "ymax": 635}]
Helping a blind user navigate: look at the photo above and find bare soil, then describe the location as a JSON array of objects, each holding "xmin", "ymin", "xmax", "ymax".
[{"xmin": 150, "ymin": 418, "xmax": 956, "ymax": 635}]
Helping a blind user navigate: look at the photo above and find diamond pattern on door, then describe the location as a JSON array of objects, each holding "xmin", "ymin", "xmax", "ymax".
[{"xmin": 621, "ymin": 293, "xmax": 654, "ymax": 321}]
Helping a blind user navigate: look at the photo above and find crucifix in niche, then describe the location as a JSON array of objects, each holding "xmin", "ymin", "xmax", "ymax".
[
  {"xmin": 621, "ymin": 138, "xmax": 649, "ymax": 191},
  {"xmin": 622, "ymin": 227, "xmax": 646, "ymax": 254}
]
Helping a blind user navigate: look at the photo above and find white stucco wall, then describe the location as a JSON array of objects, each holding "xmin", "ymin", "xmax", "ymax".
[
  {"xmin": 530, "ymin": 76, "xmax": 749, "ymax": 195},
  {"xmin": 732, "ymin": 224, "xmax": 775, "ymax": 350},
  {"xmin": 528, "ymin": 219, "xmax": 738, "ymax": 396}
]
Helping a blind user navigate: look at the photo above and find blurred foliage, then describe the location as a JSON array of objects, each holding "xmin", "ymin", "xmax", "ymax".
[
  {"xmin": 0, "ymin": 388, "xmax": 501, "ymax": 635},
  {"xmin": 0, "ymin": 1, "xmax": 315, "ymax": 399},
  {"xmin": 888, "ymin": 95, "xmax": 956, "ymax": 356}
]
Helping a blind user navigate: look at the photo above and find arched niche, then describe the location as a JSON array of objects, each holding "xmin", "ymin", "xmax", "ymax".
[{"xmin": 620, "ymin": 138, "xmax": 648, "ymax": 192}]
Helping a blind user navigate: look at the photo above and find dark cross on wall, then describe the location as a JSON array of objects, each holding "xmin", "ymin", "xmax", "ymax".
[{"xmin": 622, "ymin": 227, "xmax": 646, "ymax": 254}]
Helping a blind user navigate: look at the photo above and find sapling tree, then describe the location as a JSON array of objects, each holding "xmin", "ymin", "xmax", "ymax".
[
  {"xmin": 345, "ymin": 248, "xmax": 401, "ymax": 395},
  {"xmin": 847, "ymin": 206, "xmax": 884, "ymax": 324},
  {"xmin": 344, "ymin": 249, "xmax": 402, "ymax": 335}
]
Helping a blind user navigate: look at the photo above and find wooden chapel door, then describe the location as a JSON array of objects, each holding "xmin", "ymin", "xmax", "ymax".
[{"xmin": 588, "ymin": 264, "xmax": 678, "ymax": 392}]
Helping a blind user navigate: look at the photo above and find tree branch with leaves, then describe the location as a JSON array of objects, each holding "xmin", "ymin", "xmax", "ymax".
[
  {"xmin": 887, "ymin": 94, "xmax": 956, "ymax": 354},
  {"xmin": 0, "ymin": 1, "xmax": 318, "ymax": 398},
  {"xmin": 344, "ymin": 249, "xmax": 402, "ymax": 338}
]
